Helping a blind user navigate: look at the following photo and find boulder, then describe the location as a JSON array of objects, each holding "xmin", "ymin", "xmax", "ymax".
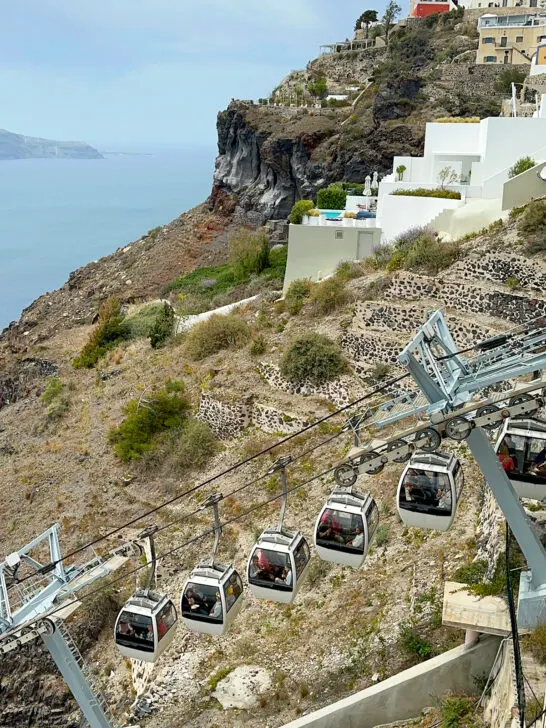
[{"xmin": 212, "ymin": 666, "xmax": 272, "ymax": 710}]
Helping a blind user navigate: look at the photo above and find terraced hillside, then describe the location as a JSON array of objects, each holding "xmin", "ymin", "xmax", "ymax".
[{"xmin": 2, "ymin": 204, "xmax": 546, "ymax": 726}]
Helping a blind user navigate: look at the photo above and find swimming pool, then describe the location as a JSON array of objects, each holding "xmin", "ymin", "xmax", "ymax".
[{"xmin": 322, "ymin": 210, "xmax": 344, "ymax": 219}]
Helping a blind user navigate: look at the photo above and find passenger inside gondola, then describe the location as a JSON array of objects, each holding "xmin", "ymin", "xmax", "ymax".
[
  {"xmin": 116, "ymin": 611, "xmax": 154, "ymax": 650},
  {"xmin": 316, "ymin": 509, "xmax": 365, "ymax": 552},
  {"xmin": 498, "ymin": 434, "xmax": 546, "ymax": 480},
  {"xmin": 399, "ymin": 469, "xmax": 451, "ymax": 513},
  {"xmin": 249, "ymin": 549, "xmax": 291, "ymax": 585},
  {"xmin": 182, "ymin": 583, "xmax": 223, "ymax": 621}
]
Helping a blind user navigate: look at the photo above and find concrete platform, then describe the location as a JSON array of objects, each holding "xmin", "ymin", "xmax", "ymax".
[{"xmin": 442, "ymin": 581, "xmax": 511, "ymax": 636}]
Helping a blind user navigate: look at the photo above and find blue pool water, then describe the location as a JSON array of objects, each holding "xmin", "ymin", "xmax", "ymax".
[{"xmin": 322, "ymin": 210, "xmax": 344, "ymax": 219}]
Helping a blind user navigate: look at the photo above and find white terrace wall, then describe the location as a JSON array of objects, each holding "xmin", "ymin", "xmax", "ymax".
[
  {"xmin": 283, "ymin": 636, "xmax": 501, "ymax": 728},
  {"xmin": 377, "ymin": 195, "xmax": 463, "ymax": 243}
]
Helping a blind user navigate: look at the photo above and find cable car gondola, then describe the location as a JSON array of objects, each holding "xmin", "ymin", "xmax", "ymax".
[
  {"xmin": 314, "ymin": 488, "xmax": 379, "ymax": 568},
  {"xmin": 180, "ymin": 494, "xmax": 244, "ymax": 636},
  {"xmin": 397, "ymin": 452, "xmax": 463, "ymax": 531},
  {"xmin": 114, "ymin": 527, "xmax": 178, "ymax": 662},
  {"xmin": 495, "ymin": 418, "xmax": 546, "ymax": 500},
  {"xmin": 247, "ymin": 457, "xmax": 310, "ymax": 604},
  {"xmin": 114, "ymin": 590, "xmax": 177, "ymax": 662}
]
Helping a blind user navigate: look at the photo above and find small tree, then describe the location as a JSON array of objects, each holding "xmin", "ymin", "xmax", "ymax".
[
  {"xmin": 355, "ymin": 9, "xmax": 378, "ymax": 38},
  {"xmin": 509, "ymin": 156, "xmax": 536, "ymax": 178},
  {"xmin": 280, "ymin": 334, "xmax": 347, "ymax": 385},
  {"xmin": 307, "ymin": 77, "xmax": 328, "ymax": 99},
  {"xmin": 396, "ymin": 164, "xmax": 407, "ymax": 181},
  {"xmin": 382, "ymin": 0, "xmax": 401, "ymax": 45},
  {"xmin": 437, "ymin": 166, "xmax": 458, "ymax": 189},
  {"xmin": 317, "ymin": 184, "xmax": 347, "ymax": 210}
]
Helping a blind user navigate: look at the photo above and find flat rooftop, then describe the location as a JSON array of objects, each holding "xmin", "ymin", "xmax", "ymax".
[{"xmin": 442, "ymin": 581, "xmax": 511, "ymax": 636}]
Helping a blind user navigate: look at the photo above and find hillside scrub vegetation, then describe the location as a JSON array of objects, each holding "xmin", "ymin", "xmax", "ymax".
[
  {"xmin": 228, "ymin": 227, "xmax": 270, "ymax": 277},
  {"xmin": 310, "ymin": 277, "xmax": 349, "ymax": 314},
  {"xmin": 125, "ymin": 302, "xmax": 174, "ymax": 348},
  {"xmin": 149, "ymin": 417, "xmax": 219, "ymax": 475},
  {"xmin": 73, "ymin": 297, "xmax": 130, "ymax": 369},
  {"xmin": 374, "ymin": 226, "xmax": 460, "ymax": 275},
  {"xmin": 164, "ymin": 245, "xmax": 287, "ymax": 316},
  {"xmin": 285, "ymin": 279, "xmax": 313, "ymax": 315},
  {"xmin": 280, "ymin": 333, "xmax": 347, "ymax": 384},
  {"xmin": 109, "ymin": 381, "xmax": 190, "ymax": 461},
  {"xmin": 184, "ymin": 313, "xmax": 250, "ymax": 361},
  {"xmin": 40, "ymin": 376, "xmax": 70, "ymax": 425}
]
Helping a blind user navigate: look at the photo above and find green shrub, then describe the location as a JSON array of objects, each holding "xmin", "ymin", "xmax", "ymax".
[
  {"xmin": 375, "ymin": 524, "xmax": 390, "ymax": 547},
  {"xmin": 509, "ymin": 156, "xmax": 536, "ymax": 178},
  {"xmin": 184, "ymin": 313, "xmax": 250, "ymax": 361},
  {"xmin": 171, "ymin": 418, "xmax": 218, "ymax": 472},
  {"xmin": 41, "ymin": 377, "xmax": 63, "ymax": 404},
  {"xmin": 228, "ymin": 228, "xmax": 270, "ymax": 277},
  {"xmin": 495, "ymin": 67, "xmax": 527, "ymax": 94},
  {"xmin": 439, "ymin": 695, "xmax": 476, "ymax": 728},
  {"xmin": 525, "ymin": 235, "xmax": 546, "ymax": 255},
  {"xmin": 403, "ymin": 236, "xmax": 460, "ymax": 275},
  {"xmin": 317, "ymin": 184, "xmax": 347, "ymax": 210},
  {"xmin": 505, "ymin": 276, "xmax": 520, "ymax": 291},
  {"xmin": 391, "ymin": 188, "xmax": 461, "ymax": 200},
  {"xmin": 125, "ymin": 303, "xmax": 165, "ymax": 339},
  {"xmin": 529, "ymin": 624, "xmax": 546, "ymax": 665},
  {"xmin": 399, "ymin": 623, "xmax": 433, "ymax": 660},
  {"xmin": 250, "ymin": 335, "xmax": 266, "ymax": 356},
  {"xmin": 285, "ymin": 278, "xmax": 313, "ymax": 315},
  {"xmin": 149, "ymin": 303, "xmax": 174, "ymax": 348},
  {"xmin": 335, "ymin": 261, "xmax": 364, "ymax": 281},
  {"xmin": 310, "ymin": 277, "xmax": 349, "ymax": 315},
  {"xmin": 453, "ymin": 559, "xmax": 488, "ymax": 585},
  {"xmin": 519, "ymin": 199, "xmax": 546, "ymax": 234},
  {"xmin": 280, "ymin": 333, "xmax": 347, "ymax": 385},
  {"xmin": 73, "ymin": 298, "xmax": 130, "ymax": 368},
  {"xmin": 340, "ymin": 182, "xmax": 365, "ymax": 195},
  {"xmin": 290, "ymin": 200, "xmax": 315, "ymax": 224},
  {"xmin": 41, "ymin": 377, "xmax": 70, "ymax": 424},
  {"xmin": 109, "ymin": 385, "xmax": 189, "ymax": 461},
  {"xmin": 370, "ymin": 362, "xmax": 390, "ymax": 380}
]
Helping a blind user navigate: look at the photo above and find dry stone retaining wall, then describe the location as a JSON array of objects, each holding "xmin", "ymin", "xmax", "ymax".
[
  {"xmin": 450, "ymin": 253, "xmax": 546, "ymax": 293},
  {"xmin": 385, "ymin": 272, "xmax": 546, "ymax": 325},
  {"xmin": 198, "ymin": 393, "xmax": 311, "ymax": 439},
  {"xmin": 352, "ymin": 301, "xmax": 495, "ymax": 347},
  {"xmin": 341, "ymin": 330, "xmax": 405, "ymax": 366},
  {"xmin": 476, "ymin": 489, "xmax": 505, "ymax": 580},
  {"xmin": 257, "ymin": 362, "xmax": 352, "ymax": 407}
]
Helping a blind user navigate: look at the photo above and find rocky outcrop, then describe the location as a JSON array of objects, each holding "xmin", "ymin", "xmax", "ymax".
[{"xmin": 211, "ymin": 103, "xmax": 335, "ymax": 223}]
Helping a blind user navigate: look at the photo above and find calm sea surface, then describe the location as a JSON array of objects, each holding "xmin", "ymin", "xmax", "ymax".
[{"xmin": 0, "ymin": 146, "xmax": 216, "ymax": 329}]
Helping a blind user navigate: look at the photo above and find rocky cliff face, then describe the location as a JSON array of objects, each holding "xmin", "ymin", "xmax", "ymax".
[{"xmin": 211, "ymin": 103, "xmax": 335, "ymax": 223}]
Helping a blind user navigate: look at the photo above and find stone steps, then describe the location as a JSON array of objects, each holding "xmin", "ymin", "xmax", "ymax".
[
  {"xmin": 351, "ymin": 300, "xmax": 504, "ymax": 348},
  {"xmin": 449, "ymin": 251, "xmax": 546, "ymax": 293},
  {"xmin": 384, "ymin": 271, "xmax": 546, "ymax": 326}
]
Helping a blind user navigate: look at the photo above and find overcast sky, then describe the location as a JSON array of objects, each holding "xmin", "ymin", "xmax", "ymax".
[{"xmin": 0, "ymin": 1, "xmax": 391, "ymax": 148}]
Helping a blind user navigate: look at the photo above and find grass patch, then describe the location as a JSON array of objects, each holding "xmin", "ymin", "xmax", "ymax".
[
  {"xmin": 163, "ymin": 237, "xmax": 287, "ymax": 314},
  {"xmin": 375, "ymin": 226, "xmax": 460, "ymax": 275},
  {"xmin": 41, "ymin": 376, "xmax": 70, "ymax": 424},
  {"xmin": 335, "ymin": 261, "xmax": 364, "ymax": 281},
  {"xmin": 439, "ymin": 695, "xmax": 479, "ymax": 728},
  {"xmin": 208, "ymin": 666, "xmax": 234, "ymax": 691},
  {"xmin": 375, "ymin": 524, "xmax": 390, "ymax": 547},
  {"xmin": 280, "ymin": 333, "xmax": 347, "ymax": 385},
  {"xmin": 184, "ymin": 313, "xmax": 250, "ymax": 361},
  {"xmin": 519, "ymin": 200, "xmax": 546, "ymax": 235}
]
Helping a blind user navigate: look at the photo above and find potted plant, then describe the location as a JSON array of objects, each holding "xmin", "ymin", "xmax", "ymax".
[
  {"xmin": 396, "ymin": 164, "xmax": 407, "ymax": 182},
  {"xmin": 308, "ymin": 209, "xmax": 320, "ymax": 226},
  {"xmin": 343, "ymin": 211, "xmax": 356, "ymax": 227}
]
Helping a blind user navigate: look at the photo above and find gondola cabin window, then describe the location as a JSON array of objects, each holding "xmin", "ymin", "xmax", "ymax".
[
  {"xmin": 182, "ymin": 582, "xmax": 224, "ymax": 622},
  {"xmin": 294, "ymin": 539, "xmax": 310, "ymax": 577},
  {"xmin": 498, "ymin": 433, "xmax": 546, "ymax": 480},
  {"xmin": 224, "ymin": 572, "xmax": 243, "ymax": 612},
  {"xmin": 156, "ymin": 601, "xmax": 177, "ymax": 637},
  {"xmin": 399, "ymin": 468, "xmax": 453, "ymax": 515},
  {"xmin": 116, "ymin": 611, "xmax": 154, "ymax": 652},
  {"xmin": 249, "ymin": 549, "xmax": 292, "ymax": 588},
  {"xmin": 316, "ymin": 509, "xmax": 366, "ymax": 554}
]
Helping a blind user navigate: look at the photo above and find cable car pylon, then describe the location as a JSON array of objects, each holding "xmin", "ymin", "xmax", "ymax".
[
  {"xmin": 335, "ymin": 310, "xmax": 546, "ymax": 628},
  {"xmin": 0, "ymin": 523, "xmax": 137, "ymax": 726}
]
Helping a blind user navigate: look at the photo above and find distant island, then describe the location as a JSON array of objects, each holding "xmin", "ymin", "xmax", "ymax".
[{"xmin": 0, "ymin": 129, "xmax": 102, "ymax": 160}]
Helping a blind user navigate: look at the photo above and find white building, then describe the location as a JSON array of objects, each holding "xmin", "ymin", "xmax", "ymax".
[{"xmin": 376, "ymin": 115, "xmax": 546, "ymax": 241}]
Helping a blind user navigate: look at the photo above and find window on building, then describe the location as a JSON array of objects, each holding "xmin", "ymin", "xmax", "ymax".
[
  {"xmin": 482, "ymin": 36, "xmax": 495, "ymax": 43},
  {"xmin": 484, "ymin": 55, "xmax": 497, "ymax": 61},
  {"xmin": 516, "ymin": 35, "xmax": 524, "ymax": 42},
  {"xmin": 335, "ymin": 231, "xmax": 344, "ymax": 240},
  {"xmin": 531, "ymin": 0, "xmax": 538, "ymax": 7}
]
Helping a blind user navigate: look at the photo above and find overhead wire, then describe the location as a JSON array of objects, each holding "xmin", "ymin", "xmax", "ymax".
[
  {"xmin": 15, "ymin": 371, "xmax": 410, "ymax": 585},
  {"xmin": 5, "ymin": 459, "xmax": 338, "ymax": 637}
]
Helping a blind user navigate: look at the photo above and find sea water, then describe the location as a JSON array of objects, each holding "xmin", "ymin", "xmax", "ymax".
[{"xmin": 0, "ymin": 146, "xmax": 216, "ymax": 330}]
